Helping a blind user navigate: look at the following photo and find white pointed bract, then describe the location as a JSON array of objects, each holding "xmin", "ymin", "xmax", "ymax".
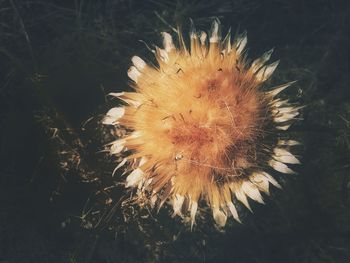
[
  {"xmin": 200, "ymin": 31, "xmax": 207, "ymax": 45},
  {"xmin": 138, "ymin": 156, "xmax": 148, "ymax": 167},
  {"xmin": 173, "ymin": 194, "xmax": 185, "ymax": 217},
  {"xmin": 109, "ymin": 139, "xmax": 125, "ymax": 154},
  {"xmin": 266, "ymin": 81, "xmax": 296, "ymax": 97},
  {"xmin": 278, "ymin": 139, "xmax": 301, "ymax": 146},
  {"xmin": 190, "ymin": 201, "xmax": 198, "ymax": 229},
  {"xmin": 242, "ymin": 181, "xmax": 264, "ymax": 204},
  {"xmin": 162, "ymin": 32, "xmax": 175, "ymax": 52},
  {"xmin": 213, "ymin": 207, "xmax": 227, "ymax": 227},
  {"xmin": 263, "ymin": 172, "xmax": 282, "ymax": 189},
  {"xmin": 235, "ymin": 188, "xmax": 252, "ymax": 212},
  {"xmin": 127, "ymin": 66, "xmax": 141, "ymax": 83},
  {"xmin": 235, "ymin": 31, "xmax": 247, "ymax": 55},
  {"xmin": 255, "ymin": 60, "xmax": 280, "ymax": 82},
  {"xmin": 113, "ymin": 158, "xmax": 128, "ymax": 176},
  {"xmin": 251, "ymin": 172, "xmax": 270, "ymax": 194},
  {"xmin": 273, "ymin": 148, "xmax": 300, "ymax": 164},
  {"xmin": 276, "ymin": 124, "xmax": 292, "ymax": 131},
  {"xmin": 209, "ymin": 19, "xmax": 220, "ymax": 43},
  {"xmin": 131, "ymin": 56, "xmax": 146, "ymax": 71},
  {"xmin": 126, "ymin": 168, "xmax": 144, "ymax": 188},
  {"xmin": 103, "ymin": 107, "xmax": 125, "ymax": 125},
  {"xmin": 251, "ymin": 49, "xmax": 274, "ymax": 73},
  {"xmin": 269, "ymin": 159, "xmax": 296, "ymax": 174},
  {"xmin": 104, "ymin": 19, "xmax": 302, "ymax": 229},
  {"xmin": 227, "ymin": 202, "xmax": 241, "ymax": 223}
]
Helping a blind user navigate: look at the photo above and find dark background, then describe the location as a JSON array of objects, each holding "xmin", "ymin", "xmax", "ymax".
[{"xmin": 1, "ymin": 0, "xmax": 350, "ymax": 262}]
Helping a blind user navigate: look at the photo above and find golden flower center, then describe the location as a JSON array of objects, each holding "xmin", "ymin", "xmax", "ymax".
[
  {"xmin": 170, "ymin": 123, "xmax": 213, "ymax": 147},
  {"xmin": 156, "ymin": 71, "xmax": 263, "ymax": 174}
]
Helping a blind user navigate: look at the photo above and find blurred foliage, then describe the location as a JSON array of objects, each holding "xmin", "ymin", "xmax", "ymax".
[{"xmin": 1, "ymin": 0, "xmax": 350, "ymax": 262}]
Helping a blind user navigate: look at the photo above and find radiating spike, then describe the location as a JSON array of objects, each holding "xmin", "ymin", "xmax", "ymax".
[
  {"xmin": 138, "ymin": 39, "xmax": 155, "ymax": 54},
  {"xmin": 275, "ymin": 110, "xmax": 300, "ymax": 119},
  {"xmin": 266, "ymin": 81, "xmax": 296, "ymax": 97},
  {"xmin": 236, "ymin": 31, "xmax": 247, "ymax": 55},
  {"xmin": 106, "ymin": 107, "xmax": 125, "ymax": 119},
  {"xmin": 209, "ymin": 18, "xmax": 221, "ymax": 43},
  {"xmin": 127, "ymin": 66, "xmax": 141, "ymax": 82},
  {"xmin": 137, "ymin": 178, "xmax": 144, "ymax": 191},
  {"xmin": 155, "ymin": 46, "xmax": 169, "ymax": 63},
  {"xmin": 150, "ymin": 193, "xmax": 158, "ymax": 207},
  {"xmin": 278, "ymin": 139, "xmax": 301, "ymax": 146},
  {"xmin": 108, "ymin": 92, "xmax": 124, "ymax": 98},
  {"xmin": 251, "ymin": 172, "xmax": 270, "ymax": 194},
  {"xmin": 255, "ymin": 60, "xmax": 279, "ymax": 82},
  {"xmin": 109, "ymin": 139, "xmax": 126, "ymax": 154},
  {"xmin": 103, "ymin": 107, "xmax": 125, "ymax": 125},
  {"xmin": 157, "ymin": 181, "xmax": 173, "ymax": 211},
  {"xmin": 213, "ymin": 208, "xmax": 227, "ymax": 227},
  {"xmin": 112, "ymin": 158, "xmax": 128, "ymax": 176},
  {"xmin": 272, "ymin": 107, "xmax": 294, "ymax": 115},
  {"xmin": 131, "ymin": 56, "xmax": 146, "ymax": 71},
  {"xmin": 190, "ymin": 201, "xmax": 198, "ymax": 230},
  {"xmin": 251, "ymin": 48, "xmax": 274, "ymax": 73},
  {"xmin": 161, "ymin": 32, "xmax": 175, "ymax": 52},
  {"xmin": 222, "ymin": 27, "xmax": 232, "ymax": 52},
  {"xmin": 125, "ymin": 99, "xmax": 141, "ymax": 107},
  {"xmin": 138, "ymin": 156, "xmax": 148, "ymax": 167},
  {"xmin": 274, "ymin": 112, "xmax": 299, "ymax": 123},
  {"xmin": 200, "ymin": 31, "xmax": 207, "ymax": 45},
  {"xmin": 283, "ymin": 109, "xmax": 302, "ymax": 119},
  {"xmin": 189, "ymin": 19, "xmax": 200, "ymax": 57},
  {"xmin": 173, "ymin": 194, "xmax": 185, "ymax": 216},
  {"xmin": 128, "ymin": 131, "xmax": 142, "ymax": 139},
  {"xmin": 144, "ymin": 178, "xmax": 153, "ymax": 189},
  {"xmin": 227, "ymin": 202, "xmax": 241, "ymax": 223},
  {"xmin": 262, "ymin": 172, "xmax": 282, "ymax": 189},
  {"xmin": 264, "ymin": 60, "xmax": 280, "ymax": 79},
  {"xmin": 126, "ymin": 168, "xmax": 143, "ymax": 188},
  {"xmin": 276, "ymin": 124, "xmax": 292, "ymax": 130},
  {"xmin": 273, "ymin": 148, "xmax": 300, "ymax": 164},
  {"xmin": 177, "ymin": 25, "xmax": 188, "ymax": 54},
  {"xmin": 109, "ymin": 91, "xmax": 144, "ymax": 107},
  {"xmin": 280, "ymin": 111, "xmax": 299, "ymax": 120},
  {"xmin": 189, "ymin": 18, "xmax": 196, "ymax": 39},
  {"xmin": 242, "ymin": 181, "xmax": 264, "ymax": 204},
  {"xmin": 235, "ymin": 188, "xmax": 252, "ymax": 211},
  {"xmin": 271, "ymin": 98, "xmax": 289, "ymax": 108},
  {"xmin": 269, "ymin": 159, "xmax": 296, "ymax": 174},
  {"xmin": 199, "ymin": 31, "xmax": 208, "ymax": 57},
  {"xmin": 272, "ymin": 106, "xmax": 300, "ymax": 115}
]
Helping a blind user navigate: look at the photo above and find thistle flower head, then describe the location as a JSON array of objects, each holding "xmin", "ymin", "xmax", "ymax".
[{"xmin": 104, "ymin": 19, "xmax": 301, "ymax": 228}]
